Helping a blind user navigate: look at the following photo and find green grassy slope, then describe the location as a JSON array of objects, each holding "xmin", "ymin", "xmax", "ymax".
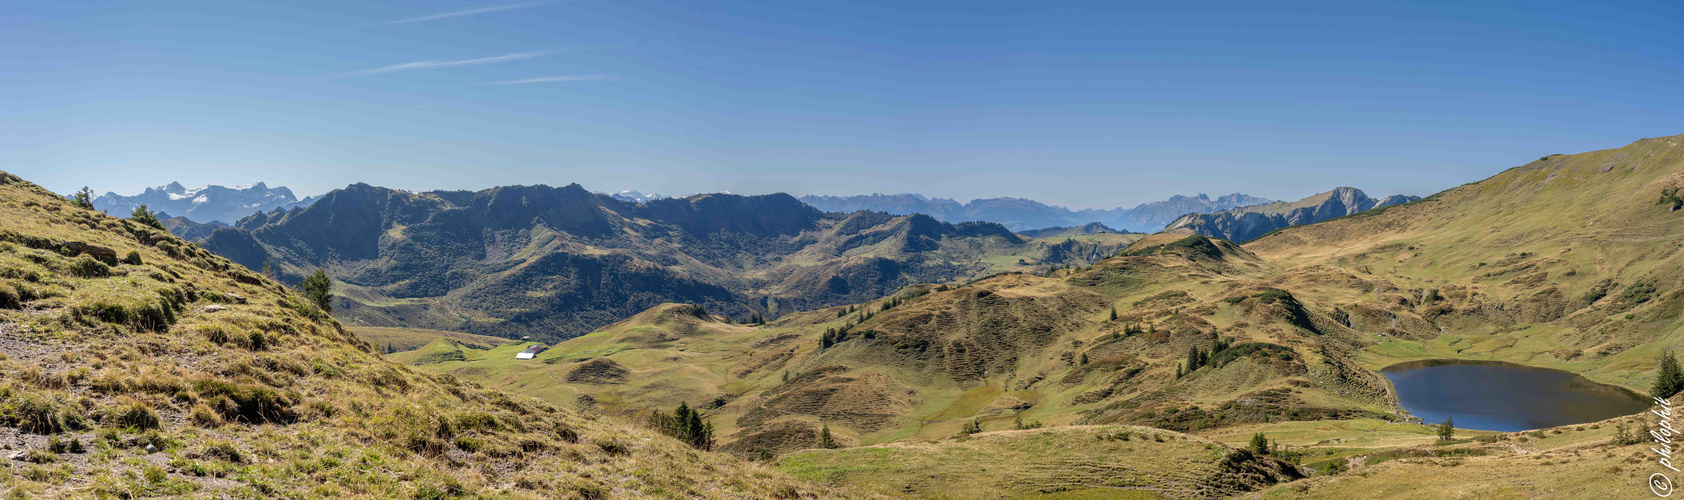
[
  {"xmin": 0, "ymin": 170, "xmax": 863, "ymax": 499},
  {"xmin": 399, "ymin": 237, "xmax": 1396, "ymax": 459},
  {"xmin": 398, "ymin": 134, "xmax": 1683, "ymax": 499},
  {"xmin": 351, "ymin": 326, "xmax": 512, "ymax": 352},
  {"xmin": 781, "ymin": 425, "xmax": 1303, "ymax": 499},
  {"xmin": 1247, "ymin": 134, "xmax": 1684, "ymax": 389}
]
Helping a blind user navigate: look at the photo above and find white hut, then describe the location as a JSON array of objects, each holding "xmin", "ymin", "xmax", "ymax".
[{"xmin": 515, "ymin": 344, "xmax": 546, "ymax": 360}]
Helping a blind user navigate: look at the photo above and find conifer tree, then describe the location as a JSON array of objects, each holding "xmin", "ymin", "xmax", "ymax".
[
  {"xmin": 1109, "ymin": 307, "xmax": 1118, "ymax": 321},
  {"xmin": 71, "ymin": 187, "xmax": 95, "ymax": 210},
  {"xmin": 819, "ymin": 425, "xmax": 838, "ymax": 449},
  {"xmin": 1250, "ymin": 433, "xmax": 1269, "ymax": 455},
  {"xmin": 302, "ymin": 268, "xmax": 333, "ymax": 313},
  {"xmin": 647, "ymin": 402, "xmax": 715, "ymax": 451},
  {"xmin": 130, "ymin": 204, "xmax": 164, "ymax": 230},
  {"xmin": 1436, "ymin": 416, "xmax": 1455, "ymax": 441},
  {"xmin": 1655, "ymin": 349, "xmax": 1684, "ymax": 399}
]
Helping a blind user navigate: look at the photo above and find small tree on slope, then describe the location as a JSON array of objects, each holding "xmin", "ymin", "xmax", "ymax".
[
  {"xmin": 1654, "ymin": 349, "xmax": 1684, "ymax": 400},
  {"xmin": 302, "ymin": 268, "xmax": 334, "ymax": 313}
]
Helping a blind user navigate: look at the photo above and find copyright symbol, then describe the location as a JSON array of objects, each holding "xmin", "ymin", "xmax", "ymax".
[{"xmin": 1654, "ymin": 473, "xmax": 1674, "ymax": 497}]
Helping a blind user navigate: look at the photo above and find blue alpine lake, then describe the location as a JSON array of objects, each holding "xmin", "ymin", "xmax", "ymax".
[{"xmin": 1380, "ymin": 359, "xmax": 1652, "ymax": 432}]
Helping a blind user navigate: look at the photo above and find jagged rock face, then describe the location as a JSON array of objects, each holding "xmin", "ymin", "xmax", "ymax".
[
  {"xmin": 800, "ymin": 192, "xmax": 1271, "ymax": 232},
  {"xmin": 92, "ymin": 181, "xmax": 317, "ymax": 224},
  {"xmin": 192, "ymin": 183, "xmax": 1030, "ymax": 341},
  {"xmin": 1165, "ymin": 187, "xmax": 1420, "ymax": 243}
]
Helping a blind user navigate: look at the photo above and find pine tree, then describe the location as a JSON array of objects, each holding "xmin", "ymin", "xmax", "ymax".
[
  {"xmin": 1109, "ymin": 307, "xmax": 1118, "ymax": 321},
  {"xmin": 302, "ymin": 268, "xmax": 334, "ymax": 313},
  {"xmin": 1436, "ymin": 416, "xmax": 1455, "ymax": 441},
  {"xmin": 130, "ymin": 205, "xmax": 164, "ymax": 230},
  {"xmin": 1614, "ymin": 421, "xmax": 1636, "ymax": 445},
  {"xmin": 1175, "ymin": 364, "xmax": 1183, "ymax": 379},
  {"xmin": 1079, "ymin": 352, "xmax": 1089, "ymax": 365},
  {"xmin": 1654, "ymin": 349, "xmax": 1684, "ymax": 399},
  {"xmin": 1249, "ymin": 433, "xmax": 1269, "ymax": 455},
  {"xmin": 685, "ymin": 407, "xmax": 713, "ymax": 451},
  {"xmin": 819, "ymin": 425, "xmax": 838, "ymax": 449},
  {"xmin": 71, "ymin": 187, "xmax": 95, "ymax": 210},
  {"xmin": 648, "ymin": 402, "xmax": 716, "ymax": 451},
  {"xmin": 673, "ymin": 402, "xmax": 692, "ymax": 430}
]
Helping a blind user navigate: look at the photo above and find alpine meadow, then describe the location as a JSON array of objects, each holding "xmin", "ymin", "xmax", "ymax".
[{"xmin": 5, "ymin": 2, "xmax": 1684, "ymax": 499}]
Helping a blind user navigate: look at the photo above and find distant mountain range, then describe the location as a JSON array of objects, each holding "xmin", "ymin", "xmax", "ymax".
[
  {"xmin": 1165, "ymin": 187, "xmax": 1420, "ymax": 243},
  {"xmin": 92, "ymin": 181, "xmax": 317, "ymax": 224},
  {"xmin": 105, "ymin": 180, "xmax": 1279, "ymax": 233},
  {"xmin": 156, "ymin": 213, "xmax": 228, "ymax": 240},
  {"xmin": 184, "ymin": 183, "xmax": 1132, "ymax": 341},
  {"xmin": 604, "ymin": 190, "xmax": 669, "ymax": 203},
  {"xmin": 798, "ymin": 192, "xmax": 1274, "ymax": 232},
  {"xmin": 1016, "ymin": 221, "xmax": 1127, "ymax": 238}
]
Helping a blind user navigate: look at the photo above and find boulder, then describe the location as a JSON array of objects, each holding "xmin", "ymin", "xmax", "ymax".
[{"xmin": 64, "ymin": 241, "xmax": 118, "ymax": 264}]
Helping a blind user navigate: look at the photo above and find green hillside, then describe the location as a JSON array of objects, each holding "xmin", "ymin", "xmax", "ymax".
[
  {"xmin": 391, "ymin": 133, "xmax": 1684, "ymax": 499},
  {"xmin": 0, "ymin": 170, "xmax": 861, "ymax": 498},
  {"xmin": 351, "ymin": 326, "xmax": 512, "ymax": 353},
  {"xmin": 1248, "ymin": 134, "xmax": 1684, "ymax": 389},
  {"xmin": 397, "ymin": 235, "xmax": 1394, "ymax": 458},
  {"xmin": 781, "ymin": 425, "xmax": 1302, "ymax": 499}
]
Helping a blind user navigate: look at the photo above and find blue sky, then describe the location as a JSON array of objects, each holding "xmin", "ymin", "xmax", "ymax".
[{"xmin": 3, "ymin": 1, "xmax": 1681, "ymax": 208}]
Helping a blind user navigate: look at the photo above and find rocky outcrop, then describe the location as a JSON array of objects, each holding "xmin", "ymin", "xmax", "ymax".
[{"xmin": 1166, "ymin": 187, "xmax": 1419, "ymax": 243}]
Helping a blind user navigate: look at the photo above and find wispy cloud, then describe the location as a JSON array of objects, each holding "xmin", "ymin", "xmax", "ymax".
[
  {"xmin": 478, "ymin": 74, "xmax": 616, "ymax": 85},
  {"xmin": 364, "ymin": 2, "xmax": 549, "ymax": 27},
  {"xmin": 337, "ymin": 51, "xmax": 548, "ymax": 78}
]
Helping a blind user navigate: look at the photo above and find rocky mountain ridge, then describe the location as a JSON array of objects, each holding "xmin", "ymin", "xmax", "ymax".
[
  {"xmin": 1165, "ymin": 187, "xmax": 1420, "ymax": 243},
  {"xmin": 185, "ymin": 182, "xmax": 1115, "ymax": 341},
  {"xmin": 799, "ymin": 192, "xmax": 1273, "ymax": 232},
  {"xmin": 91, "ymin": 181, "xmax": 318, "ymax": 224}
]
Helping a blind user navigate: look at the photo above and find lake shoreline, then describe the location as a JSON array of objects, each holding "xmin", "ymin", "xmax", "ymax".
[{"xmin": 1377, "ymin": 358, "xmax": 1652, "ymax": 432}]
